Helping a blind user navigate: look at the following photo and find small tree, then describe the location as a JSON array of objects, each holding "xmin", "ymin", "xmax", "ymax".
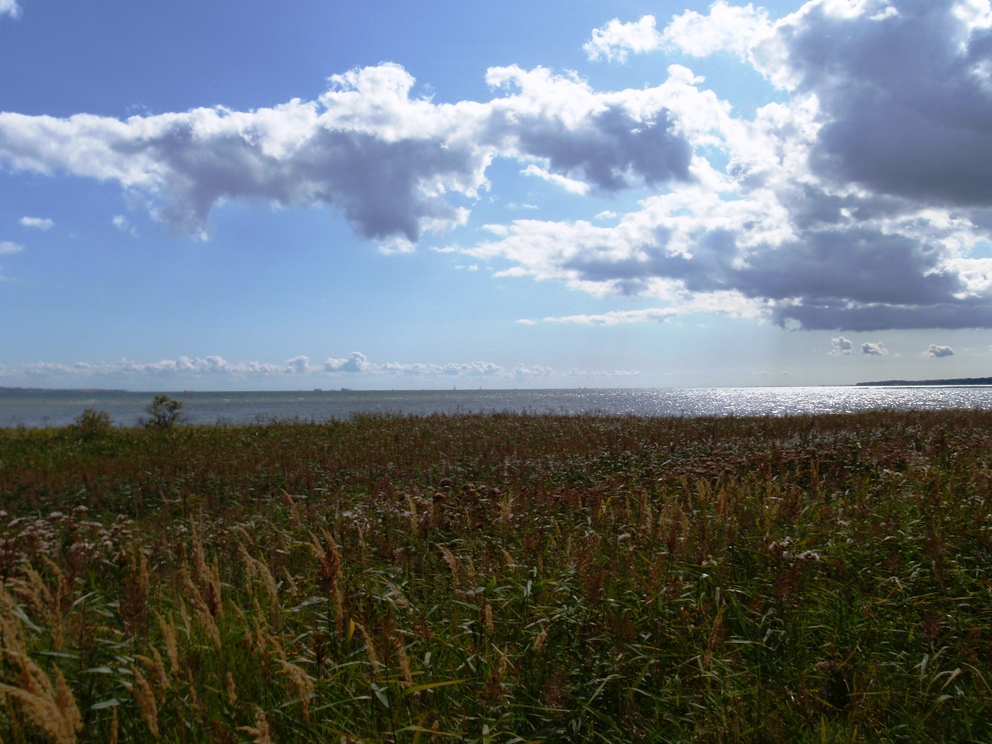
[
  {"xmin": 146, "ymin": 395, "xmax": 184, "ymax": 429},
  {"xmin": 74, "ymin": 408, "xmax": 113, "ymax": 439}
]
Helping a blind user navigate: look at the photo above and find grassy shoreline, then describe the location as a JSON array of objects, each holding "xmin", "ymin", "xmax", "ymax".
[{"xmin": 1, "ymin": 411, "xmax": 991, "ymax": 742}]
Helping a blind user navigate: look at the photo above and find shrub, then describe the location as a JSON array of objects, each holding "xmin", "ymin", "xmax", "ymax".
[
  {"xmin": 145, "ymin": 395, "xmax": 184, "ymax": 429},
  {"xmin": 73, "ymin": 408, "xmax": 113, "ymax": 438}
]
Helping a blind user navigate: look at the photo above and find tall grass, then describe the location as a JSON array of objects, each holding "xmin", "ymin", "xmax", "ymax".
[{"xmin": 0, "ymin": 410, "xmax": 991, "ymax": 741}]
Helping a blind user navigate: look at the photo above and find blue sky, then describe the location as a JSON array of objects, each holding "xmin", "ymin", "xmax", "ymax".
[{"xmin": 3, "ymin": 0, "xmax": 992, "ymax": 390}]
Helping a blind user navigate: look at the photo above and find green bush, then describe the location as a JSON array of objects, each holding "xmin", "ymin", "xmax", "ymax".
[
  {"xmin": 145, "ymin": 395, "xmax": 184, "ymax": 429},
  {"xmin": 73, "ymin": 407, "xmax": 113, "ymax": 439}
]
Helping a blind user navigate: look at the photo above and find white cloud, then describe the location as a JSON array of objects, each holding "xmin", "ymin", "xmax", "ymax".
[
  {"xmin": 585, "ymin": 3, "xmax": 772, "ymax": 64},
  {"xmin": 566, "ymin": 368, "xmax": 642, "ymax": 377},
  {"xmin": 543, "ymin": 308, "xmax": 680, "ymax": 325},
  {"xmin": 458, "ymin": 0, "xmax": 992, "ymax": 332},
  {"xmin": 464, "ymin": 180, "xmax": 789, "ymax": 311},
  {"xmin": 594, "ymin": 211, "xmax": 617, "ymax": 221},
  {"xmin": 319, "ymin": 353, "xmax": 515, "ymax": 378},
  {"xmin": 482, "ymin": 223, "xmax": 508, "ymax": 236},
  {"xmin": 662, "ymin": 1, "xmax": 773, "ymax": 60},
  {"xmin": 9, "ymin": 3, "xmax": 992, "ymax": 332},
  {"xmin": 924, "ymin": 344, "xmax": 955, "ymax": 358},
  {"xmin": 19, "ymin": 216, "xmax": 53, "ymax": 230},
  {"xmin": 484, "ymin": 65, "xmax": 693, "ymax": 192},
  {"xmin": 0, "ymin": 63, "xmax": 693, "ymax": 242},
  {"xmin": 585, "ymin": 15, "xmax": 664, "ymax": 62},
  {"xmin": 0, "ymin": 352, "xmax": 645, "ymax": 382},
  {"xmin": 377, "ymin": 237, "xmax": 418, "ymax": 255},
  {"xmin": 515, "ymin": 318, "xmax": 537, "ymax": 325},
  {"xmin": 380, "ymin": 360, "xmax": 503, "ymax": 376},
  {"xmin": 0, "ymin": 241, "xmax": 23, "ymax": 254},
  {"xmin": 112, "ymin": 215, "xmax": 135, "ymax": 234},
  {"xmin": 493, "ymin": 266, "xmax": 529, "ymax": 278},
  {"xmin": 0, "ymin": 352, "xmax": 513, "ymax": 380},
  {"xmin": 520, "ymin": 164, "xmax": 590, "ymax": 195},
  {"xmin": 862, "ymin": 341, "xmax": 888, "ymax": 356},
  {"xmin": 285, "ymin": 355, "xmax": 310, "ymax": 373},
  {"xmin": 830, "ymin": 336, "xmax": 853, "ymax": 354},
  {"xmin": 513, "ymin": 365, "xmax": 555, "ymax": 378},
  {"xmin": 0, "ymin": 0, "xmax": 19, "ymax": 19},
  {"xmin": 17, "ymin": 356, "xmax": 297, "ymax": 377},
  {"xmin": 323, "ymin": 352, "xmax": 374, "ymax": 373}
]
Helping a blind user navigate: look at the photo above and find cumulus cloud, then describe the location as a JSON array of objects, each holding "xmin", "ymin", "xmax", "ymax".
[
  {"xmin": 661, "ymin": 1, "xmax": 773, "ymax": 60},
  {"xmin": 323, "ymin": 352, "xmax": 374, "ymax": 373},
  {"xmin": 285, "ymin": 355, "xmax": 310, "ymax": 373},
  {"xmin": 512, "ymin": 365, "xmax": 555, "ymax": 378},
  {"xmin": 0, "ymin": 63, "xmax": 692, "ymax": 242},
  {"xmin": 19, "ymin": 216, "xmax": 52, "ymax": 230},
  {"xmin": 18, "ymin": 356, "xmax": 306, "ymax": 378},
  {"xmin": 1, "ymin": 352, "xmax": 509, "ymax": 380},
  {"xmin": 775, "ymin": 0, "xmax": 992, "ymax": 208},
  {"xmin": 585, "ymin": 16, "xmax": 664, "ymax": 62},
  {"xmin": 585, "ymin": 3, "xmax": 772, "ymax": 63},
  {"xmin": 924, "ymin": 344, "xmax": 955, "ymax": 358},
  {"xmin": 464, "ymin": 0, "xmax": 992, "ymax": 331},
  {"xmin": 484, "ymin": 66, "xmax": 693, "ymax": 192},
  {"xmin": 862, "ymin": 341, "xmax": 888, "ymax": 356},
  {"xmin": 0, "ymin": 0, "xmax": 19, "ymax": 19},
  {"xmin": 830, "ymin": 336, "xmax": 853, "ymax": 354},
  {"xmin": 10, "ymin": 1, "xmax": 992, "ymax": 332},
  {"xmin": 0, "ymin": 241, "xmax": 23, "ymax": 254},
  {"xmin": 0, "ymin": 352, "xmax": 631, "ymax": 382}
]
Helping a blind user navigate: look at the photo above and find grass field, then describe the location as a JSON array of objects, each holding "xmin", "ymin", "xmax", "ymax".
[{"xmin": 0, "ymin": 410, "xmax": 991, "ymax": 742}]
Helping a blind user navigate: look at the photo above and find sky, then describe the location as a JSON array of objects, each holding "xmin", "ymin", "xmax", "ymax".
[{"xmin": 3, "ymin": 0, "xmax": 992, "ymax": 390}]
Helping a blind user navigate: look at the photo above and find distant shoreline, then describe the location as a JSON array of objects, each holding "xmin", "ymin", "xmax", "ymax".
[
  {"xmin": 0, "ymin": 386, "xmax": 132, "ymax": 397},
  {"xmin": 856, "ymin": 377, "xmax": 992, "ymax": 387}
]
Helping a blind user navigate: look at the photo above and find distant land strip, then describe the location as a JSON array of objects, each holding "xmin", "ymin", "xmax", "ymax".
[
  {"xmin": 857, "ymin": 377, "xmax": 992, "ymax": 386},
  {"xmin": 0, "ymin": 386, "xmax": 129, "ymax": 396}
]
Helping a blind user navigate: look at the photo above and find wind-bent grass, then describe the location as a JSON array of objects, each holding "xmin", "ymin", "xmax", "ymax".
[{"xmin": 0, "ymin": 410, "xmax": 991, "ymax": 742}]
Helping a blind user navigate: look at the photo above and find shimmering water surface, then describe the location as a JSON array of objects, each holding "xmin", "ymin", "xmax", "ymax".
[{"xmin": 4, "ymin": 386, "xmax": 992, "ymax": 428}]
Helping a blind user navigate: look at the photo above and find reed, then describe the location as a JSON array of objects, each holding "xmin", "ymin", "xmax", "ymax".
[{"xmin": 0, "ymin": 410, "xmax": 991, "ymax": 741}]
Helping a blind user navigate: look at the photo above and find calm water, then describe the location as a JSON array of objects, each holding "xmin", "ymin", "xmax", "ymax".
[{"xmin": 3, "ymin": 386, "xmax": 992, "ymax": 428}]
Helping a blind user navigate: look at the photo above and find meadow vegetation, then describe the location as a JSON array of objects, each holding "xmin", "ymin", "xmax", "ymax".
[{"xmin": 0, "ymin": 410, "xmax": 991, "ymax": 742}]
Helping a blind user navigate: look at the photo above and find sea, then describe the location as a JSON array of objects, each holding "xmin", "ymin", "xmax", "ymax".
[{"xmin": 4, "ymin": 386, "xmax": 992, "ymax": 428}]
